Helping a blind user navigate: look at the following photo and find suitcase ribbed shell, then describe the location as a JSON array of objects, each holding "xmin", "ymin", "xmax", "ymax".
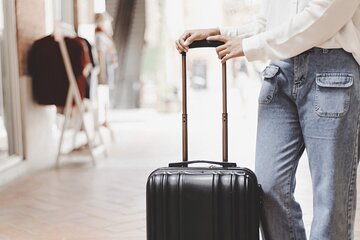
[{"xmin": 146, "ymin": 167, "xmax": 261, "ymax": 240}]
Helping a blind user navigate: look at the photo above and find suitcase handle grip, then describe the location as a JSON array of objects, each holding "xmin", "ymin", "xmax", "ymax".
[
  {"xmin": 188, "ymin": 40, "xmax": 224, "ymax": 49},
  {"xmin": 169, "ymin": 160, "xmax": 236, "ymax": 168}
]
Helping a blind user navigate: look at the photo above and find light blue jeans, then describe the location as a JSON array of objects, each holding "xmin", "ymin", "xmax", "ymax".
[{"xmin": 255, "ymin": 48, "xmax": 360, "ymax": 240}]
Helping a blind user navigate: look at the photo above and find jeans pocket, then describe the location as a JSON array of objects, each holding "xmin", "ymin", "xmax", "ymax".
[
  {"xmin": 259, "ymin": 65, "xmax": 279, "ymax": 104},
  {"xmin": 315, "ymin": 73, "xmax": 353, "ymax": 118}
]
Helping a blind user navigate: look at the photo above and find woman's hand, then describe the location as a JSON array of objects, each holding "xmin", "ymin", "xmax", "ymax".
[
  {"xmin": 207, "ymin": 35, "xmax": 244, "ymax": 63},
  {"xmin": 175, "ymin": 28, "xmax": 220, "ymax": 53}
]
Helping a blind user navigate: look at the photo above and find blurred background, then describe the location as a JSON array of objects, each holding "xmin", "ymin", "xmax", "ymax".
[{"xmin": 0, "ymin": 0, "xmax": 357, "ymax": 239}]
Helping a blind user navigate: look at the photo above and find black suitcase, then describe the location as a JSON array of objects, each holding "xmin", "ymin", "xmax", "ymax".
[{"xmin": 147, "ymin": 40, "xmax": 264, "ymax": 240}]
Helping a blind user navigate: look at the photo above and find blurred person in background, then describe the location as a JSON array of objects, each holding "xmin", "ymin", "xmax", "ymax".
[
  {"xmin": 176, "ymin": 0, "xmax": 360, "ymax": 239},
  {"xmin": 95, "ymin": 12, "xmax": 118, "ymax": 87},
  {"xmin": 95, "ymin": 12, "xmax": 118, "ymax": 127}
]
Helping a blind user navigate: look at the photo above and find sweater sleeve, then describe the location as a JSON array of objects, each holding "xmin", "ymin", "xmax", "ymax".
[
  {"xmin": 220, "ymin": 0, "xmax": 267, "ymax": 39},
  {"xmin": 242, "ymin": 0, "xmax": 360, "ymax": 61}
]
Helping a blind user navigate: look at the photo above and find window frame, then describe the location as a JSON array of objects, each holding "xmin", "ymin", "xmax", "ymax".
[{"xmin": 0, "ymin": 0, "xmax": 24, "ymax": 164}]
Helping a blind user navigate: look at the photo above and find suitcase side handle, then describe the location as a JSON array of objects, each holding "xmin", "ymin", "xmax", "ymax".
[
  {"xmin": 169, "ymin": 160, "xmax": 236, "ymax": 168},
  {"xmin": 188, "ymin": 40, "xmax": 224, "ymax": 49},
  {"xmin": 181, "ymin": 40, "xmax": 228, "ymax": 163}
]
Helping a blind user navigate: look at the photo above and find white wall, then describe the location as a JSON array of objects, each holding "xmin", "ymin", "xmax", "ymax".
[{"xmin": 20, "ymin": 76, "xmax": 59, "ymax": 170}]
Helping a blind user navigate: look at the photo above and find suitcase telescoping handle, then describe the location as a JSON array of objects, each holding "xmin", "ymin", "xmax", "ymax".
[{"xmin": 181, "ymin": 40, "xmax": 228, "ymax": 163}]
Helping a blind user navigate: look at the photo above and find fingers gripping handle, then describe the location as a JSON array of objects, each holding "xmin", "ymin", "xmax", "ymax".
[{"xmin": 181, "ymin": 42, "xmax": 228, "ymax": 163}]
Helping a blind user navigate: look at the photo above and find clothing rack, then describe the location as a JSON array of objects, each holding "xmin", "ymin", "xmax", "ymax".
[{"xmin": 54, "ymin": 22, "xmax": 107, "ymax": 167}]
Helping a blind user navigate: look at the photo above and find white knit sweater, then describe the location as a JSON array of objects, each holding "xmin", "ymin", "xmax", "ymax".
[{"xmin": 221, "ymin": 0, "xmax": 360, "ymax": 64}]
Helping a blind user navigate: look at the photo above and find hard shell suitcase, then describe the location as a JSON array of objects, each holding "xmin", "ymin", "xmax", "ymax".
[{"xmin": 146, "ymin": 40, "xmax": 264, "ymax": 240}]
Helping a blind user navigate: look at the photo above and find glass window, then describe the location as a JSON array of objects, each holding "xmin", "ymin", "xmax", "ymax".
[
  {"xmin": 53, "ymin": 0, "xmax": 74, "ymax": 24},
  {"xmin": 94, "ymin": 0, "xmax": 106, "ymax": 13},
  {"xmin": 0, "ymin": 0, "xmax": 9, "ymax": 159}
]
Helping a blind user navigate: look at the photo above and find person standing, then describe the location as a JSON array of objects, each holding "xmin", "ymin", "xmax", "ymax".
[
  {"xmin": 95, "ymin": 12, "xmax": 118, "ymax": 132},
  {"xmin": 176, "ymin": 0, "xmax": 360, "ymax": 239}
]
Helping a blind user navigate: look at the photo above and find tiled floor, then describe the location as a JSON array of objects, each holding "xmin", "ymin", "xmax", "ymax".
[
  {"xmin": 0, "ymin": 86, "xmax": 359, "ymax": 239},
  {"xmin": 0, "ymin": 166, "xmax": 148, "ymax": 240}
]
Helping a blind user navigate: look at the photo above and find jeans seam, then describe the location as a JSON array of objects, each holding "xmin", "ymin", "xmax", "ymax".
[
  {"xmin": 346, "ymin": 112, "xmax": 360, "ymax": 240},
  {"xmin": 286, "ymin": 141, "xmax": 305, "ymax": 240},
  {"xmin": 347, "ymin": 63, "xmax": 360, "ymax": 240}
]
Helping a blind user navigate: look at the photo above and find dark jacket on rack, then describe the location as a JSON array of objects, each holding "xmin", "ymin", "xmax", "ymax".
[{"xmin": 28, "ymin": 35, "xmax": 91, "ymax": 106}]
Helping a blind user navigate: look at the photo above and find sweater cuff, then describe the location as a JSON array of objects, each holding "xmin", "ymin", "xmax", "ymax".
[{"xmin": 242, "ymin": 34, "xmax": 266, "ymax": 61}]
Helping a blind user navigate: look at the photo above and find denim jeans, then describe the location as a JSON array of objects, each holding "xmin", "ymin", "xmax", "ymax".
[{"xmin": 255, "ymin": 48, "xmax": 360, "ymax": 240}]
